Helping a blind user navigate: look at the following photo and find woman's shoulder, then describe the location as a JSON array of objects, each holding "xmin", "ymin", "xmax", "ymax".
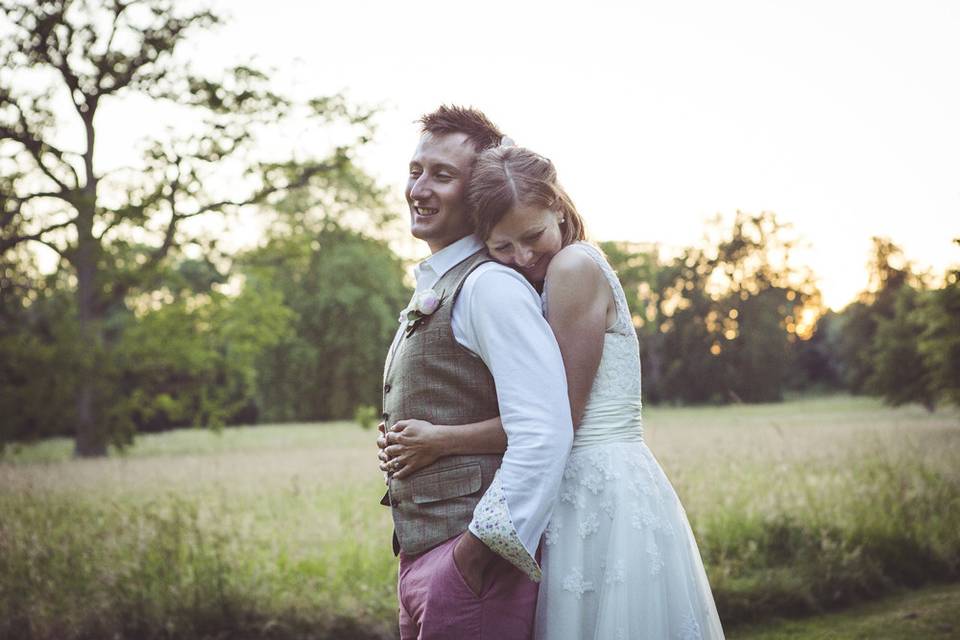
[
  {"xmin": 546, "ymin": 242, "xmax": 606, "ymax": 281},
  {"xmin": 544, "ymin": 244, "xmax": 611, "ymax": 310}
]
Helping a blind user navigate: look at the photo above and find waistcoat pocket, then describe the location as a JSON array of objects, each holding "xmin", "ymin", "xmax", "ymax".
[{"xmin": 410, "ymin": 462, "xmax": 483, "ymax": 504}]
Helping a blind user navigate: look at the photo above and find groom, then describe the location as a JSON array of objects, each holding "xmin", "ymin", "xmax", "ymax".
[{"xmin": 379, "ymin": 106, "xmax": 573, "ymax": 639}]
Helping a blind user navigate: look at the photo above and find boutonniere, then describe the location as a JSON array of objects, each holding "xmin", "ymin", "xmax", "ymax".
[{"xmin": 400, "ymin": 289, "xmax": 444, "ymax": 336}]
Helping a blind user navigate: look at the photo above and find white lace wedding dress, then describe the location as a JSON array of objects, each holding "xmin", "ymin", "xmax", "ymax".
[{"xmin": 534, "ymin": 243, "xmax": 725, "ymax": 640}]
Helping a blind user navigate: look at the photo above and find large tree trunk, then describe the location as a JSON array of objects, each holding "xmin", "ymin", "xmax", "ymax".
[
  {"xmin": 73, "ymin": 201, "xmax": 106, "ymax": 457},
  {"xmin": 73, "ymin": 116, "xmax": 106, "ymax": 457}
]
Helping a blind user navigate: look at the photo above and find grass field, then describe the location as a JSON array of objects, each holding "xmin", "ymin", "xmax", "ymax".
[
  {"xmin": 730, "ymin": 582, "xmax": 960, "ymax": 639},
  {"xmin": 1, "ymin": 395, "xmax": 958, "ymax": 639}
]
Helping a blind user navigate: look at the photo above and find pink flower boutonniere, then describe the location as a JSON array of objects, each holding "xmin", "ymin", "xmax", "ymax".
[{"xmin": 400, "ymin": 289, "xmax": 444, "ymax": 336}]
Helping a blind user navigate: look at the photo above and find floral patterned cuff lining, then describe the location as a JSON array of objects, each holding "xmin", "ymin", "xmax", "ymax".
[{"xmin": 468, "ymin": 470, "xmax": 542, "ymax": 582}]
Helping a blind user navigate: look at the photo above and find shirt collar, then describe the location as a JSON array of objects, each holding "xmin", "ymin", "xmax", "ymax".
[{"xmin": 414, "ymin": 234, "xmax": 485, "ymax": 290}]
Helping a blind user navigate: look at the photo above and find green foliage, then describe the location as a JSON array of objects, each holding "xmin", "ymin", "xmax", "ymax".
[
  {"xmin": 111, "ymin": 277, "xmax": 295, "ymax": 433},
  {"xmin": 353, "ymin": 405, "xmax": 379, "ymax": 430},
  {"xmin": 915, "ymin": 264, "xmax": 960, "ymax": 408},
  {"xmin": 0, "ymin": 251, "xmax": 81, "ymax": 446},
  {"xmin": 604, "ymin": 211, "xmax": 818, "ymax": 404},
  {"xmin": 830, "ymin": 237, "xmax": 960, "ymax": 410},
  {"xmin": 1, "ymin": 219, "xmax": 406, "ymax": 444},
  {"xmin": 0, "ymin": 244, "xmax": 304, "ymax": 443},
  {"xmin": 242, "ymin": 224, "xmax": 410, "ymax": 422},
  {"xmin": 827, "ymin": 239, "xmax": 907, "ymax": 394},
  {"xmin": 868, "ymin": 286, "xmax": 935, "ymax": 409}
]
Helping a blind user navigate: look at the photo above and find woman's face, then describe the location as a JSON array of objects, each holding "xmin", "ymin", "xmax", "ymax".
[{"xmin": 485, "ymin": 203, "xmax": 564, "ymax": 285}]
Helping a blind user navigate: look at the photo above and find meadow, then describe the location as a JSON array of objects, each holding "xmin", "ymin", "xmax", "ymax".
[{"xmin": 1, "ymin": 396, "xmax": 958, "ymax": 640}]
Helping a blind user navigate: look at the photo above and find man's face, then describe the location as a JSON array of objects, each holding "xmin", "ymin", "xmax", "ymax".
[{"xmin": 405, "ymin": 132, "xmax": 476, "ymax": 253}]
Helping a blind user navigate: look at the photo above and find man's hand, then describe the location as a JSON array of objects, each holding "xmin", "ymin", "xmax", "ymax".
[
  {"xmin": 452, "ymin": 530, "xmax": 497, "ymax": 597},
  {"xmin": 378, "ymin": 419, "xmax": 443, "ymax": 479}
]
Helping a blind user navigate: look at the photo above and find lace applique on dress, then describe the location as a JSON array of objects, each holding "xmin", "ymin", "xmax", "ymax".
[
  {"xmin": 578, "ymin": 512, "xmax": 600, "ymax": 538},
  {"xmin": 680, "ymin": 612, "xmax": 705, "ymax": 640},
  {"xmin": 561, "ymin": 568, "xmax": 595, "ymax": 600}
]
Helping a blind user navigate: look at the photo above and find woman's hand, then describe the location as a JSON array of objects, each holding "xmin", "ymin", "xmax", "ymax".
[{"xmin": 378, "ymin": 419, "xmax": 444, "ymax": 479}]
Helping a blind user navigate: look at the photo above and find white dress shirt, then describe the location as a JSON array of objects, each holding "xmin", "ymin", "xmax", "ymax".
[{"xmin": 398, "ymin": 234, "xmax": 573, "ymax": 579}]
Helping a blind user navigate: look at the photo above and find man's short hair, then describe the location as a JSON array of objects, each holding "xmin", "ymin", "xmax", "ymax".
[{"xmin": 418, "ymin": 105, "xmax": 505, "ymax": 153}]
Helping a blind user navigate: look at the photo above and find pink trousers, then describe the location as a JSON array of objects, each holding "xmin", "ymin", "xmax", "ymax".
[{"xmin": 398, "ymin": 534, "xmax": 538, "ymax": 640}]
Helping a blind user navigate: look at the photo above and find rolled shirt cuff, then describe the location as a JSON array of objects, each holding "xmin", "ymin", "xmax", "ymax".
[{"xmin": 468, "ymin": 470, "xmax": 542, "ymax": 582}]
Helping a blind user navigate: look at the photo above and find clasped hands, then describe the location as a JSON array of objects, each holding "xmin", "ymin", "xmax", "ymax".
[{"xmin": 376, "ymin": 419, "xmax": 442, "ymax": 480}]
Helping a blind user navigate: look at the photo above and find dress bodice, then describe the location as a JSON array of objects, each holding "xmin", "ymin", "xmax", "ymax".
[{"xmin": 543, "ymin": 242, "xmax": 643, "ymax": 449}]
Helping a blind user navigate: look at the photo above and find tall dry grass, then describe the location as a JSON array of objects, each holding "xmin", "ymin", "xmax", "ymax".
[{"xmin": 1, "ymin": 397, "xmax": 958, "ymax": 639}]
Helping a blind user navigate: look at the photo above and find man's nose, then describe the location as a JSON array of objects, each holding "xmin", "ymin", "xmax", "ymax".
[{"xmin": 409, "ymin": 175, "xmax": 431, "ymax": 201}]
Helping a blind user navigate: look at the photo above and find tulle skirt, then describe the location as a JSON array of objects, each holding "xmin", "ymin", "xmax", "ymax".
[{"xmin": 534, "ymin": 441, "xmax": 725, "ymax": 640}]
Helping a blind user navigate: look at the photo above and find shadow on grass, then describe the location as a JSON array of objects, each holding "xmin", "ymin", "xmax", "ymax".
[{"xmin": 709, "ymin": 512, "xmax": 960, "ymax": 628}]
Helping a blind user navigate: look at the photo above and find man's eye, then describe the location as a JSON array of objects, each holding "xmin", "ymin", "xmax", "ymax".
[{"xmin": 436, "ymin": 174, "xmax": 452, "ymax": 181}]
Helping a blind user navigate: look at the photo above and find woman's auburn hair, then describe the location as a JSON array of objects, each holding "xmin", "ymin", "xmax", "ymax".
[{"xmin": 467, "ymin": 146, "xmax": 586, "ymax": 245}]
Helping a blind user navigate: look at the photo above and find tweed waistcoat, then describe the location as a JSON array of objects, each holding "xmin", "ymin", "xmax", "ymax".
[{"xmin": 381, "ymin": 249, "xmax": 502, "ymax": 556}]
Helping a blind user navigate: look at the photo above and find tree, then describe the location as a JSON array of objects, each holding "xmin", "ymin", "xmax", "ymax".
[
  {"xmin": 868, "ymin": 285, "xmax": 935, "ymax": 410},
  {"xmin": 709, "ymin": 211, "xmax": 819, "ymax": 402},
  {"xmin": 656, "ymin": 244, "xmax": 727, "ymax": 403},
  {"xmin": 0, "ymin": 0, "xmax": 376, "ymax": 455},
  {"xmin": 916, "ymin": 255, "xmax": 960, "ymax": 408},
  {"xmin": 830, "ymin": 238, "xmax": 924, "ymax": 394},
  {"xmin": 858, "ymin": 239, "xmax": 960, "ymax": 411},
  {"xmin": 603, "ymin": 212, "xmax": 820, "ymax": 404},
  {"xmin": 789, "ymin": 309, "xmax": 842, "ymax": 392},
  {"xmin": 240, "ymin": 223, "xmax": 410, "ymax": 423},
  {"xmin": 0, "ymin": 245, "xmax": 80, "ymax": 447},
  {"xmin": 655, "ymin": 212, "xmax": 818, "ymax": 403},
  {"xmin": 108, "ymin": 258, "xmax": 295, "ymax": 436}
]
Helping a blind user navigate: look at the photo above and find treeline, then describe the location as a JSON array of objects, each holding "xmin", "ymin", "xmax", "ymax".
[
  {"xmin": 3, "ymin": 208, "xmax": 957, "ymax": 454},
  {"xmin": 603, "ymin": 220, "xmax": 960, "ymax": 409},
  {"xmin": 0, "ymin": 219, "xmax": 409, "ymax": 448}
]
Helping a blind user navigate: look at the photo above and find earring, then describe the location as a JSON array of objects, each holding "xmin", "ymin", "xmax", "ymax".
[{"xmin": 560, "ymin": 218, "xmax": 566, "ymax": 223}]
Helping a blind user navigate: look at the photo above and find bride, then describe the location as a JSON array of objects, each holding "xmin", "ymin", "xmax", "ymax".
[{"xmin": 380, "ymin": 144, "xmax": 724, "ymax": 639}]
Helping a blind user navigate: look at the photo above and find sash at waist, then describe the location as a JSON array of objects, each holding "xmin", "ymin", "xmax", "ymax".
[{"xmin": 573, "ymin": 397, "xmax": 643, "ymax": 449}]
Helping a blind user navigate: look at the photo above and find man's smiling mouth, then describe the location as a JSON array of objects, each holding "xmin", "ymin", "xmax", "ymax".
[{"xmin": 415, "ymin": 206, "xmax": 439, "ymax": 217}]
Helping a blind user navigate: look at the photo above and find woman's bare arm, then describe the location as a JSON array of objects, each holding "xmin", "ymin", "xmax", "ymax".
[
  {"xmin": 543, "ymin": 246, "xmax": 611, "ymax": 428},
  {"xmin": 378, "ymin": 416, "xmax": 506, "ymax": 479}
]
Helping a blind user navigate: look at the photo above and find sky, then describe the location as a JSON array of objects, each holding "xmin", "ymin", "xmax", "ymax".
[{"xmin": 59, "ymin": 0, "xmax": 960, "ymax": 309}]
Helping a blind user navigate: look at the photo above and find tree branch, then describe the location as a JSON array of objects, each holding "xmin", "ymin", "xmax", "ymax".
[
  {"xmin": 0, "ymin": 218, "xmax": 75, "ymax": 254},
  {"xmin": 0, "ymin": 93, "xmax": 81, "ymax": 190}
]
